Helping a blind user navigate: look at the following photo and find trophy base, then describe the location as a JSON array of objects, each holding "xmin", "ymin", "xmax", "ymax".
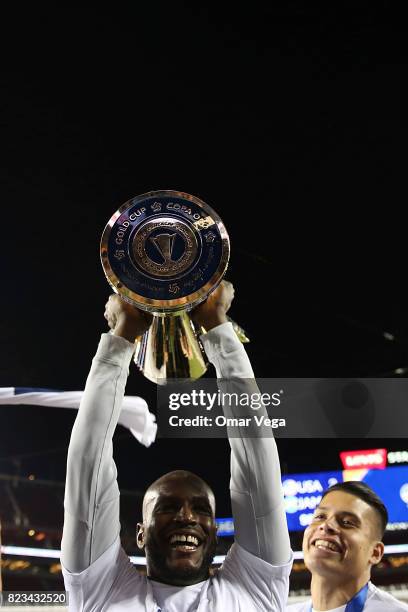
[{"xmin": 134, "ymin": 311, "xmax": 208, "ymax": 385}]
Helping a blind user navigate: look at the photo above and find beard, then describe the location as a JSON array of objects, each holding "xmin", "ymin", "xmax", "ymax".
[{"xmin": 145, "ymin": 532, "xmax": 218, "ymax": 586}]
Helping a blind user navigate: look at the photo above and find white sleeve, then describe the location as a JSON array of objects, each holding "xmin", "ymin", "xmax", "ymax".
[
  {"xmin": 61, "ymin": 333, "xmax": 135, "ymax": 573},
  {"xmin": 201, "ymin": 322, "xmax": 292, "ymax": 566}
]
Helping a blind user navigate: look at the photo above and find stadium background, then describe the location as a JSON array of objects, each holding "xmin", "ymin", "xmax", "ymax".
[{"xmin": 1, "ymin": 2, "xmax": 407, "ymax": 604}]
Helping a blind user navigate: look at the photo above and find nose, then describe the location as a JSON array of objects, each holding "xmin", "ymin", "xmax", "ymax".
[
  {"xmin": 175, "ymin": 502, "xmax": 197, "ymax": 523},
  {"xmin": 318, "ymin": 516, "xmax": 340, "ymax": 534}
]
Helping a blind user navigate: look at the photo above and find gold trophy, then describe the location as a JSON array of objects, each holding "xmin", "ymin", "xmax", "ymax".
[{"xmin": 101, "ymin": 190, "xmax": 248, "ymax": 384}]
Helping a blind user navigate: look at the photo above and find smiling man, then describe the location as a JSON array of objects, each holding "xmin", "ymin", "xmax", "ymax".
[
  {"xmin": 286, "ymin": 481, "xmax": 408, "ymax": 611},
  {"xmin": 61, "ymin": 282, "xmax": 292, "ymax": 611},
  {"xmin": 136, "ymin": 470, "xmax": 218, "ymax": 588}
]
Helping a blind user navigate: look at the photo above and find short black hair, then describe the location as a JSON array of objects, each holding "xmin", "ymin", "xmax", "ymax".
[{"xmin": 321, "ymin": 481, "xmax": 388, "ymax": 538}]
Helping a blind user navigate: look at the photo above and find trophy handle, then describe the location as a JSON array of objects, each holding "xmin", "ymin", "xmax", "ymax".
[
  {"xmin": 198, "ymin": 317, "xmax": 250, "ymax": 343},
  {"xmin": 228, "ymin": 317, "xmax": 250, "ymax": 343}
]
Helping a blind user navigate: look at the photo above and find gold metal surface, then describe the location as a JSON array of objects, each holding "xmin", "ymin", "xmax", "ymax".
[
  {"xmin": 198, "ymin": 318, "xmax": 250, "ymax": 343},
  {"xmin": 134, "ymin": 311, "xmax": 207, "ymax": 384},
  {"xmin": 228, "ymin": 318, "xmax": 250, "ymax": 343}
]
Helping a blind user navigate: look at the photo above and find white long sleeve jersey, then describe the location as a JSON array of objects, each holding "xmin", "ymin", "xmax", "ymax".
[{"xmin": 61, "ymin": 323, "xmax": 292, "ymax": 611}]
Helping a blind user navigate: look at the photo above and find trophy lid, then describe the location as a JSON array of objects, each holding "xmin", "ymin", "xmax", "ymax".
[{"xmin": 100, "ymin": 190, "xmax": 230, "ymax": 313}]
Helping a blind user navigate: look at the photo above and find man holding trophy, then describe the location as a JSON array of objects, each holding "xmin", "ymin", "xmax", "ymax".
[{"xmin": 61, "ymin": 192, "xmax": 292, "ymax": 611}]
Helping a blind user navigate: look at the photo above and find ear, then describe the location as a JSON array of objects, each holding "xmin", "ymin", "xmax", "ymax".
[
  {"xmin": 136, "ymin": 522, "xmax": 145, "ymax": 550},
  {"xmin": 369, "ymin": 541, "xmax": 384, "ymax": 566}
]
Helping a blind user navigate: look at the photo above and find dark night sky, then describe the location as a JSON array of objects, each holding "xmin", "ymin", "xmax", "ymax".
[{"xmin": 0, "ymin": 3, "xmax": 407, "ymax": 519}]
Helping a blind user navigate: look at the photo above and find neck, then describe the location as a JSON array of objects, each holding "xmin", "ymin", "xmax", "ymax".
[
  {"xmin": 148, "ymin": 574, "xmax": 206, "ymax": 587},
  {"xmin": 310, "ymin": 572, "xmax": 369, "ymax": 611},
  {"xmin": 146, "ymin": 563, "xmax": 210, "ymax": 587}
]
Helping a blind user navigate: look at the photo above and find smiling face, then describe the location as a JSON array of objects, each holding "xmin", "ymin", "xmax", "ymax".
[
  {"xmin": 303, "ymin": 490, "xmax": 384, "ymax": 584},
  {"xmin": 137, "ymin": 471, "xmax": 217, "ymax": 586}
]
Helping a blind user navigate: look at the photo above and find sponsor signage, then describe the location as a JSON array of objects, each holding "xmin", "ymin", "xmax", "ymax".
[
  {"xmin": 388, "ymin": 450, "xmax": 408, "ymax": 464},
  {"xmin": 215, "ymin": 517, "xmax": 234, "ymax": 536},
  {"xmin": 340, "ymin": 448, "xmax": 387, "ymax": 470},
  {"xmin": 216, "ymin": 465, "xmax": 408, "ymax": 535}
]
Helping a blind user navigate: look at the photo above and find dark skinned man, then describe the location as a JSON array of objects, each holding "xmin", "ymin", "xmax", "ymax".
[{"xmin": 61, "ymin": 282, "xmax": 292, "ymax": 611}]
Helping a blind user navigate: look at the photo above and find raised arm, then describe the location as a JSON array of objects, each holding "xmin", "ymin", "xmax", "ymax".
[
  {"xmin": 61, "ymin": 296, "xmax": 152, "ymax": 573},
  {"xmin": 192, "ymin": 282, "xmax": 291, "ymax": 566}
]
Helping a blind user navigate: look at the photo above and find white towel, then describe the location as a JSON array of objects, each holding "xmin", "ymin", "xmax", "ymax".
[{"xmin": 0, "ymin": 387, "xmax": 157, "ymax": 447}]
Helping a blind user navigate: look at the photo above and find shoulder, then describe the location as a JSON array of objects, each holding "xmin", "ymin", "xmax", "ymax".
[
  {"xmin": 368, "ymin": 583, "xmax": 408, "ymax": 610},
  {"xmin": 210, "ymin": 543, "xmax": 292, "ymax": 610},
  {"xmin": 63, "ymin": 538, "xmax": 146, "ymax": 608},
  {"xmin": 223, "ymin": 542, "xmax": 293, "ymax": 578}
]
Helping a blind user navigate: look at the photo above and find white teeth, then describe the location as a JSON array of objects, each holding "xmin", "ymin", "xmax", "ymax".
[
  {"xmin": 170, "ymin": 534, "xmax": 186, "ymax": 543},
  {"xmin": 314, "ymin": 539, "xmax": 340, "ymax": 552},
  {"xmin": 170, "ymin": 534, "xmax": 199, "ymax": 546}
]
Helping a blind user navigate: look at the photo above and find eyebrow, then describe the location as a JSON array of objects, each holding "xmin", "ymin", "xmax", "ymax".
[
  {"xmin": 155, "ymin": 494, "xmax": 213, "ymax": 508},
  {"xmin": 315, "ymin": 506, "xmax": 361, "ymax": 522}
]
